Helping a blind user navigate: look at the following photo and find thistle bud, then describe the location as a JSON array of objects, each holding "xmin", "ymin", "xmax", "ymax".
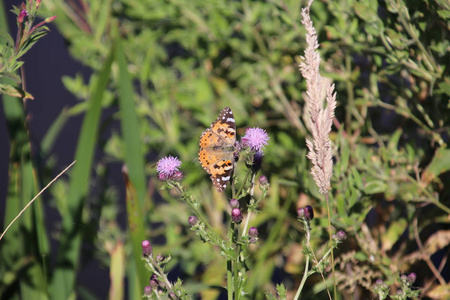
[
  {"xmin": 144, "ymin": 285, "xmax": 152, "ymax": 296},
  {"xmin": 248, "ymin": 227, "xmax": 258, "ymax": 243},
  {"xmin": 229, "ymin": 199, "xmax": 239, "ymax": 209},
  {"xmin": 297, "ymin": 207, "xmax": 305, "ymax": 218},
  {"xmin": 259, "ymin": 175, "xmax": 269, "ymax": 186},
  {"xmin": 333, "ymin": 230, "xmax": 346, "ymax": 241},
  {"xmin": 188, "ymin": 215, "xmax": 198, "ymax": 226},
  {"xmin": 304, "ymin": 205, "xmax": 314, "ymax": 221},
  {"xmin": 172, "ymin": 171, "xmax": 183, "ymax": 181},
  {"xmin": 231, "ymin": 208, "xmax": 243, "ymax": 223},
  {"xmin": 149, "ymin": 275, "xmax": 159, "ymax": 288},
  {"xmin": 407, "ymin": 273, "xmax": 416, "ymax": 284},
  {"xmin": 141, "ymin": 240, "xmax": 152, "ymax": 257}
]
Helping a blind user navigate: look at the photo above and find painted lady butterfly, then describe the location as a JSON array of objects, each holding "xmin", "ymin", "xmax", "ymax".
[{"xmin": 198, "ymin": 107, "xmax": 236, "ymax": 192}]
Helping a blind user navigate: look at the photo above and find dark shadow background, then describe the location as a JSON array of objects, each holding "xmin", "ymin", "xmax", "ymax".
[{"xmin": 1, "ymin": 1, "xmax": 110, "ymax": 298}]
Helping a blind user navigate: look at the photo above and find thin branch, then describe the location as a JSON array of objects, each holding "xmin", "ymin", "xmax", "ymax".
[{"xmin": 0, "ymin": 161, "xmax": 76, "ymax": 241}]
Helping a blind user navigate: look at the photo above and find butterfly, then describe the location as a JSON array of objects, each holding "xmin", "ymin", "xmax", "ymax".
[{"xmin": 198, "ymin": 107, "xmax": 236, "ymax": 192}]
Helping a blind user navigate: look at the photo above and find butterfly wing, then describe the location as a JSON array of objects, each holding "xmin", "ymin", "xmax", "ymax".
[{"xmin": 198, "ymin": 107, "xmax": 236, "ymax": 192}]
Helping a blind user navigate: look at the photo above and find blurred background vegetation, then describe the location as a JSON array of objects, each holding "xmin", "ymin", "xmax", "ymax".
[{"xmin": 1, "ymin": 0, "xmax": 449, "ymax": 299}]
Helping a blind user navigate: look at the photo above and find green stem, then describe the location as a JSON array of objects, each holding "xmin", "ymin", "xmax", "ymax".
[
  {"xmin": 294, "ymin": 254, "xmax": 310, "ymax": 300},
  {"xmin": 293, "ymin": 220, "xmax": 311, "ymax": 300},
  {"xmin": 395, "ymin": 0, "xmax": 438, "ymax": 73},
  {"xmin": 344, "ymin": 55, "xmax": 354, "ymax": 134},
  {"xmin": 242, "ymin": 173, "xmax": 256, "ymax": 237},
  {"xmin": 233, "ymin": 224, "xmax": 241, "ymax": 299},
  {"xmin": 227, "ymin": 258, "xmax": 233, "ymax": 300},
  {"xmin": 325, "ymin": 193, "xmax": 336, "ymax": 299}
]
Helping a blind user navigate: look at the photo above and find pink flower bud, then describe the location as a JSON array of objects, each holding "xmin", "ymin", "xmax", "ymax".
[
  {"xmin": 45, "ymin": 16, "xmax": 57, "ymax": 23},
  {"xmin": 141, "ymin": 240, "xmax": 152, "ymax": 257},
  {"xmin": 18, "ymin": 10, "xmax": 28, "ymax": 23},
  {"xmin": 229, "ymin": 199, "xmax": 239, "ymax": 209},
  {"xmin": 231, "ymin": 208, "xmax": 243, "ymax": 223}
]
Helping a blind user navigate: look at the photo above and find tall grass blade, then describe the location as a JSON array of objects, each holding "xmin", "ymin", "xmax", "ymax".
[
  {"xmin": 115, "ymin": 36, "xmax": 148, "ymax": 294},
  {"xmin": 51, "ymin": 47, "xmax": 114, "ymax": 299}
]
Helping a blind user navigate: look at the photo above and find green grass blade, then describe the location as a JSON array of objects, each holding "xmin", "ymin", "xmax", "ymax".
[
  {"xmin": 51, "ymin": 47, "xmax": 114, "ymax": 299},
  {"xmin": 115, "ymin": 36, "xmax": 148, "ymax": 293},
  {"xmin": 115, "ymin": 39, "xmax": 147, "ymax": 208},
  {"xmin": 0, "ymin": 2, "xmax": 49, "ymax": 298}
]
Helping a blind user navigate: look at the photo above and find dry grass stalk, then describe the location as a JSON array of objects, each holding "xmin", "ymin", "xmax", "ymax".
[{"xmin": 299, "ymin": 0, "xmax": 337, "ymax": 195}]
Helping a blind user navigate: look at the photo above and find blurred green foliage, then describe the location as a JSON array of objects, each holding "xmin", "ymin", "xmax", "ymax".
[{"xmin": 1, "ymin": 0, "xmax": 449, "ymax": 299}]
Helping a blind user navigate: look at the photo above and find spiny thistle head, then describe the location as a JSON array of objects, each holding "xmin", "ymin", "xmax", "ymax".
[
  {"xmin": 241, "ymin": 127, "xmax": 269, "ymax": 152},
  {"xmin": 156, "ymin": 156, "xmax": 182, "ymax": 181}
]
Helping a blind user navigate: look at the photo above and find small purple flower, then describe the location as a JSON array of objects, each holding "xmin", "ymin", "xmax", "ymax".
[
  {"xmin": 172, "ymin": 171, "xmax": 183, "ymax": 181},
  {"xmin": 259, "ymin": 175, "xmax": 269, "ymax": 186},
  {"xmin": 188, "ymin": 215, "xmax": 198, "ymax": 226},
  {"xmin": 231, "ymin": 208, "xmax": 243, "ymax": 223},
  {"xmin": 149, "ymin": 275, "xmax": 159, "ymax": 288},
  {"xmin": 248, "ymin": 227, "xmax": 258, "ymax": 237},
  {"xmin": 374, "ymin": 279, "xmax": 388, "ymax": 294},
  {"xmin": 158, "ymin": 173, "xmax": 168, "ymax": 182},
  {"xmin": 241, "ymin": 127, "xmax": 269, "ymax": 152},
  {"xmin": 297, "ymin": 207, "xmax": 305, "ymax": 218},
  {"xmin": 407, "ymin": 273, "xmax": 416, "ymax": 284},
  {"xmin": 156, "ymin": 156, "xmax": 181, "ymax": 179},
  {"xmin": 229, "ymin": 199, "xmax": 240, "ymax": 209},
  {"xmin": 333, "ymin": 230, "xmax": 347, "ymax": 241},
  {"xmin": 248, "ymin": 227, "xmax": 259, "ymax": 243},
  {"xmin": 142, "ymin": 240, "xmax": 152, "ymax": 257},
  {"xmin": 144, "ymin": 285, "xmax": 152, "ymax": 296},
  {"xmin": 304, "ymin": 205, "xmax": 314, "ymax": 221}
]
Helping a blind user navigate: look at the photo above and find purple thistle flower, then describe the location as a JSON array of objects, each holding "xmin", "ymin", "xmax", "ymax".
[
  {"xmin": 304, "ymin": 205, "xmax": 314, "ymax": 220},
  {"xmin": 141, "ymin": 240, "xmax": 152, "ymax": 257},
  {"xmin": 156, "ymin": 156, "xmax": 181, "ymax": 179},
  {"xmin": 188, "ymin": 215, "xmax": 198, "ymax": 226},
  {"xmin": 229, "ymin": 199, "xmax": 240, "ymax": 209},
  {"xmin": 241, "ymin": 127, "xmax": 269, "ymax": 151},
  {"xmin": 172, "ymin": 171, "xmax": 183, "ymax": 181},
  {"xmin": 333, "ymin": 230, "xmax": 347, "ymax": 241},
  {"xmin": 231, "ymin": 208, "xmax": 243, "ymax": 223},
  {"xmin": 248, "ymin": 227, "xmax": 259, "ymax": 243},
  {"xmin": 259, "ymin": 175, "xmax": 269, "ymax": 186},
  {"xmin": 144, "ymin": 285, "xmax": 152, "ymax": 296},
  {"xmin": 297, "ymin": 207, "xmax": 305, "ymax": 218},
  {"xmin": 158, "ymin": 173, "xmax": 168, "ymax": 182},
  {"xmin": 149, "ymin": 275, "xmax": 159, "ymax": 288},
  {"xmin": 407, "ymin": 273, "xmax": 416, "ymax": 284}
]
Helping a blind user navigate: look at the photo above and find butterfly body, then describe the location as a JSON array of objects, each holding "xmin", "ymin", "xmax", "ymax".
[{"xmin": 198, "ymin": 107, "xmax": 236, "ymax": 192}]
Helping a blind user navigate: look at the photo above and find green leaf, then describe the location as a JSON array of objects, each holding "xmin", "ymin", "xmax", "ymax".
[
  {"xmin": 422, "ymin": 147, "xmax": 450, "ymax": 184},
  {"xmin": 382, "ymin": 219, "xmax": 407, "ymax": 251},
  {"xmin": 0, "ymin": 83, "xmax": 33, "ymax": 99},
  {"xmin": 115, "ymin": 35, "xmax": 148, "ymax": 293},
  {"xmin": 51, "ymin": 44, "xmax": 114, "ymax": 299},
  {"xmin": 364, "ymin": 180, "xmax": 387, "ymax": 194}
]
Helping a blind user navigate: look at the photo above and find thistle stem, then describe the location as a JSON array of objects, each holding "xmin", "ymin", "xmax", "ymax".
[{"xmin": 325, "ymin": 193, "xmax": 336, "ymax": 298}]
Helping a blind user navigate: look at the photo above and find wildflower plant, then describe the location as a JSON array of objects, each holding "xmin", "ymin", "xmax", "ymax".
[
  {"xmin": 2, "ymin": 0, "xmax": 448, "ymax": 299},
  {"xmin": 290, "ymin": 0, "xmax": 340, "ymax": 298},
  {"xmin": 0, "ymin": 0, "xmax": 55, "ymax": 99},
  {"xmin": 373, "ymin": 273, "xmax": 421, "ymax": 300},
  {"xmin": 144, "ymin": 123, "xmax": 271, "ymax": 299}
]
